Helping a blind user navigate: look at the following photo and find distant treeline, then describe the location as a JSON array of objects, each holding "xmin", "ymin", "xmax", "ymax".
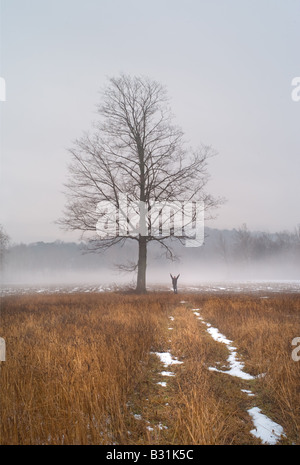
[
  {"xmin": 204, "ymin": 224, "xmax": 300, "ymax": 265},
  {"xmin": 1, "ymin": 225, "xmax": 300, "ymax": 283}
]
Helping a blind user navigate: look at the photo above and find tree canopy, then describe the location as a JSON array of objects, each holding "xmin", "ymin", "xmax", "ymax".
[{"xmin": 60, "ymin": 74, "xmax": 219, "ymax": 292}]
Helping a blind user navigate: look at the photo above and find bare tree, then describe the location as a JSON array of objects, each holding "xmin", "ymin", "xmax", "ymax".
[
  {"xmin": 0, "ymin": 225, "xmax": 10, "ymax": 271},
  {"xmin": 59, "ymin": 75, "xmax": 219, "ymax": 293},
  {"xmin": 216, "ymin": 230, "xmax": 231, "ymax": 266},
  {"xmin": 233, "ymin": 223, "xmax": 253, "ymax": 264}
]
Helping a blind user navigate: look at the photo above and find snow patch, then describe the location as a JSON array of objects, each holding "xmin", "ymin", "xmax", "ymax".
[
  {"xmin": 241, "ymin": 389, "xmax": 255, "ymax": 397},
  {"xmin": 152, "ymin": 352, "xmax": 183, "ymax": 367},
  {"xmin": 248, "ymin": 407, "xmax": 286, "ymax": 445},
  {"xmin": 157, "ymin": 423, "xmax": 168, "ymax": 430},
  {"xmin": 198, "ymin": 319, "xmax": 255, "ymax": 380},
  {"xmin": 157, "ymin": 381, "xmax": 167, "ymax": 387}
]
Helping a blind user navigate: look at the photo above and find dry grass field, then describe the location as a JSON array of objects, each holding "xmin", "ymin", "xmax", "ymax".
[{"xmin": 0, "ymin": 291, "xmax": 299, "ymax": 445}]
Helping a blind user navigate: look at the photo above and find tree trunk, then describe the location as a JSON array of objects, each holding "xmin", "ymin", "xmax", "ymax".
[{"xmin": 136, "ymin": 236, "xmax": 147, "ymax": 293}]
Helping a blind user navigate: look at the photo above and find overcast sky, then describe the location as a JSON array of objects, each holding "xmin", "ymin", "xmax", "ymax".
[{"xmin": 0, "ymin": 0, "xmax": 299, "ymax": 244}]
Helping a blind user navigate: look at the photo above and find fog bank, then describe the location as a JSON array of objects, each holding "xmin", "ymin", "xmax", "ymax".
[{"xmin": 1, "ymin": 227, "xmax": 299, "ymax": 290}]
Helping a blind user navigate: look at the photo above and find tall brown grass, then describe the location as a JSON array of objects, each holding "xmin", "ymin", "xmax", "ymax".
[
  {"xmin": 190, "ymin": 293, "xmax": 300, "ymax": 444},
  {"xmin": 0, "ymin": 293, "xmax": 174, "ymax": 444},
  {"xmin": 1, "ymin": 291, "xmax": 299, "ymax": 444}
]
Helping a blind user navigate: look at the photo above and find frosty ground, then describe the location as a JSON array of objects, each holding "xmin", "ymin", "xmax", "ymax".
[{"xmin": 1, "ymin": 279, "xmax": 300, "ymax": 296}]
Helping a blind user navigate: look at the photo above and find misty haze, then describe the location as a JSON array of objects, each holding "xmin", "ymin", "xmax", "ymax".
[{"xmin": 1, "ymin": 225, "xmax": 300, "ymax": 294}]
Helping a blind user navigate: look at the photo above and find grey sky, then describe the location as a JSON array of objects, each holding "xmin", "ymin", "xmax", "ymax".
[{"xmin": 0, "ymin": 0, "xmax": 299, "ymax": 244}]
